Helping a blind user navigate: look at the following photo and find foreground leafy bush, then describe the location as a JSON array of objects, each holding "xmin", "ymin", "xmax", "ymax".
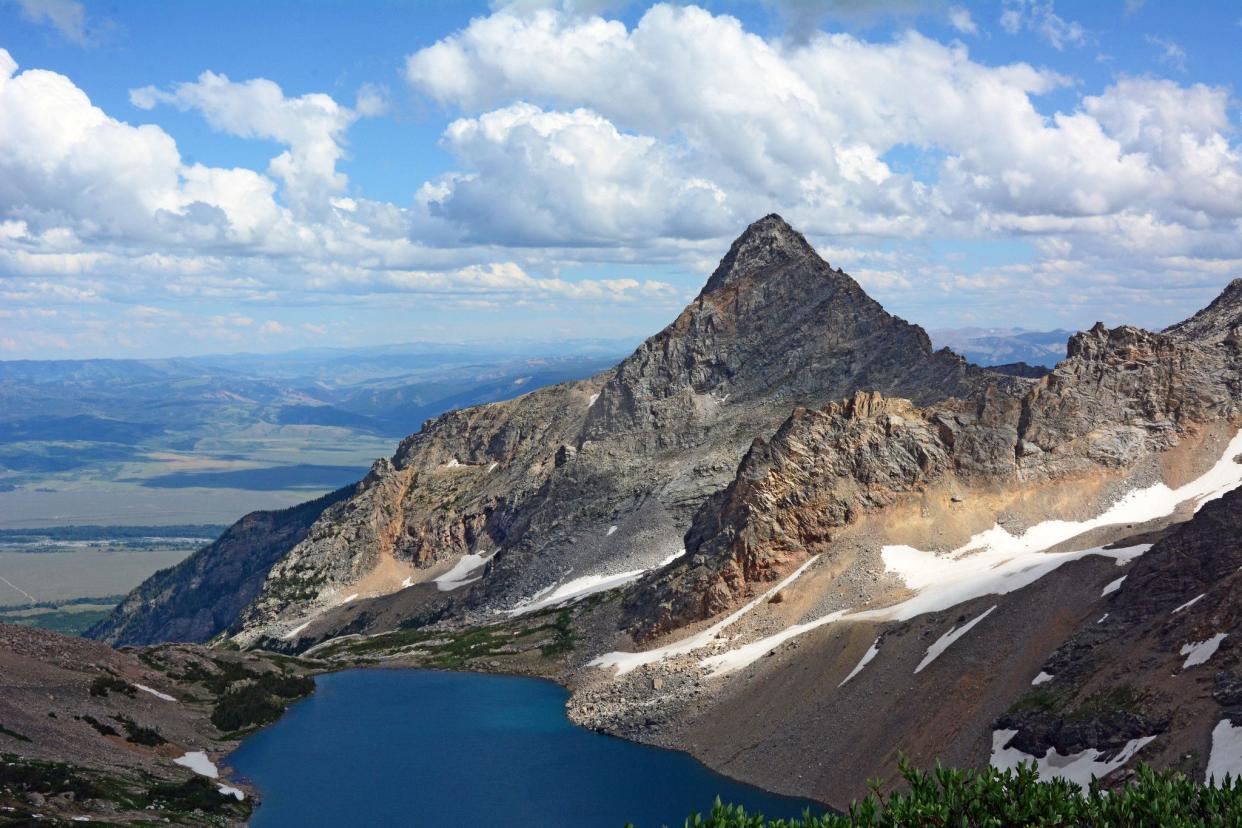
[{"xmin": 653, "ymin": 760, "xmax": 1242, "ymax": 828}]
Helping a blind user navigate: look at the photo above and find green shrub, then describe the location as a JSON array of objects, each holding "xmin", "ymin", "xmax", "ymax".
[
  {"xmin": 112, "ymin": 714, "xmax": 166, "ymax": 747},
  {"xmin": 210, "ymin": 671, "xmax": 314, "ymax": 733},
  {"xmin": 648, "ymin": 760, "xmax": 1242, "ymax": 828}
]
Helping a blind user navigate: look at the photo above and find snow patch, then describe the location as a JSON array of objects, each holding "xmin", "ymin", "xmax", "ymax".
[
  {"xmin": 510, "ymin": 550, "xmax": 685, "ymax": 617},
  {"xmin": 487, "ymin": 462, "xmax": 499, "ymax": 473},
  {"xmin": 1098, "ymin": 613, "xmax": 1109, "ymax": 624},
  {"xmin": 217, "ymin": 784, "xmax": 245, "ymax": 800},
  {"xmin": 174, "ymin": 751, "xmax": 218, "ymax": 778},
  {"xmin": 588, "ymin": 393, "xmax": 600, "ymax": 408},
  {"xmin": 434, "ymin": 552, "xmax": 492, "ymax": 592},
  {"xmin": 340, "ymin": 593, "xmax": 359, "ymax": 604},
  {"xmin": 838, "ymin": 638, "xmax": 882, "ymax": 687},
  {"xmin": 1172, "ymin": 593, "xmax": 1207, "ymax": 614},
  {"xmin": 1180, "ymin": 633, "xmax": 1227, "ymax": 669},
  {"xmin": 400, "ymin": 577, "xmax": 414, "ymax": 588},
  {"xmin": 592, "ymin": 555, "xmax": 821, "ymax": 675},
  {"xmin": 702, "ymin": 609, "xmax": 847, "ymax": 676},
  {"xmin": 1101, "ymin": 575, "xmax": 1126, "ymax": 596},
  {"xmin": 991, "ymin": 729, "xmax": 1156, "ymax": 788},
  {"xmin": 915, "ymin": 605, "xmax": 997, "ymax": 673},
  {"xmin": 606, "ymin": 525, "xmax": 618, "ymax": 536},
  {"xmin": 133, "ymin": 683, "xmax": 175, "ymax": 702},
  {"xmin": 1206, "ymin": 719, "xmax": 1242, "ymax": 784},
  {"xmin": 443, "ymin": 458, "xmax": 462, "ymax": 469},
  {"xmin": 1032, "ymin": 672, "xmax": 1054, "ymax": 686}
]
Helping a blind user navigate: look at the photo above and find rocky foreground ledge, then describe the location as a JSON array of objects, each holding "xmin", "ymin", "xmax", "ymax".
[{"xmin": 0, "ymin": 624, "xmax": 318, "ymax": 825}]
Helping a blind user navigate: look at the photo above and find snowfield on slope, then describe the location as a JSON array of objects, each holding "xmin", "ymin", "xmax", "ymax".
[
  {"xmin": 591, "ymin": 555, "xmax": 822, "ymax": 674},
  {"xmin": 435, "ymin": 551, "xmax": 493, "ymax": 591},
  {"xmin": 1181, "ymin": 633, "xmax": 1227, "ymax": 669},
  {"xmin": 686, "ymin": 429, "xmax": 1242, "ymax": 675},
  {"xmin": 1207, "ymin": 720, "xmax": 1242, "ymax": 784},
  {"xmin": 991, "ymin": 729, "xmax": 1156, "ymax": 787},
  {"xmin": 509, "ymin": 550, "xmax": 686, "ymax": 617}
]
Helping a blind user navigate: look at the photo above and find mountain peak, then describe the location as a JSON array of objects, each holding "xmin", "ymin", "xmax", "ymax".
[{"xmin": 699, "ymin": 213, "xmax": 822, "ymax": 295}]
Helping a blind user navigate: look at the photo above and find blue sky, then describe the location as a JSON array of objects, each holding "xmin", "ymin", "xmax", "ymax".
[{"xmin": 1, "ymin": 0, "xmax": 1240, "ymax": 358}]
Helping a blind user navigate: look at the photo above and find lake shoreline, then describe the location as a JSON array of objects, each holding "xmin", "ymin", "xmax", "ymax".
[{"xmin": 225, "ymin": 666, "xmax": 828, "ymax": 827}]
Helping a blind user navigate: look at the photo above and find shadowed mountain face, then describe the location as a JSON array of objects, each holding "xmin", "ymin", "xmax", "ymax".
[
  {"xmin": 87, "ymin": 486, "xmax": 356, "ymax": 646},
  {"xmin": 94, "ymin": 215, "xmax": 992, "ymax": 647}
]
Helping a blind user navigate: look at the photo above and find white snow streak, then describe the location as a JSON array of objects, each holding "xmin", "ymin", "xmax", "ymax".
[
  {"xmin": 1180, "ymin": 633, "xmax": 1227, "ymax": 669},
  {"xmin": 1206, "ymin": 719, "xmax": 1242, "ymax": 784},
  {"xmin": 1098, "ymin": 613, "xmax": 1110, "ymax": 624},
  {"xmin": 838, "ymin": 638, "xmax": 882, "ymax": 687},
  {"xmin": 510, "ymin": 550, "xmax": 686, "ymax": 618},
  {"xmin": 606, "ymin": 525, "xmax": 618, "ymax": 536},
  {"xmin": 133, "ymin": 683, "xmax": 176, "ymax": 702},
  {"xmin": 1172, "ymin": 593, "xmax": 1207, "ymax": 614},
  {"xmin": 1032, "ymin": 672, "xmax": 1054, "ymax": 686},
  {"xmin": 702, "ymin": 609, "xmax": 847, "ymax": 676},
  {"xmin": 991, "ymin": 729, "xmax": 1156, "ymax": 788},
  {"xmin": 282, "ymin": 620, "xmax": 312, "ymax": 640},
  {"xmin": 588, "ymin": 393, "xmax": 600, "ymax": 408},
  {"xmin": 1101, "ymin": 575, "xmax": 1126, "ymax": 596},
  {"xmin": 217, "ymin": 784, "xmax": 246, "ymax": 800},
  {"xmin": 591, "ymin": 555, "xmax": 821, "ymax": 675},
  {"xmin": 915, "ymin": 605, "xmax": 997, "ymax": 673}
]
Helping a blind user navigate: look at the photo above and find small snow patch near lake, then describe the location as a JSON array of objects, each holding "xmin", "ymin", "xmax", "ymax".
[
  {"xmin": 915, "ymin": 605, "xmax": 996, "ymax": 674},
  {"xmin": 133, "ymin": 683, "xmax": 175, "ymax": 702},
  {"xmin": 1032, "ymin": 672, "xmax": 1054, "ymax": 686},
  {"xmin": 839, "ymin": 638, "xmax": 881, "ymax": 687},
  {"xmin": 174, "ymin": 751, "xmax": 218, "ymax": 778},
  {"xmin": 1101, "ymin": 575, "xmax": 1126, "ymax": 596},
  {"xmin": 1181, "ymin": 633, "xmax": 1227, "ymax": 669},
  {"xmin": 1207, "ymin": 719, "xmax": 1242, "ymax": 784},
  {"xmin": 991, "ymin": 729, "xmax": 1155, "ymax": 788},
  {"xmin": 1172, "ymin": 593, "xmax": 1207, "ymax": 614},
  {"xmin": 217, "ymin": 784, "xmax": 245, "ymax": 800}
]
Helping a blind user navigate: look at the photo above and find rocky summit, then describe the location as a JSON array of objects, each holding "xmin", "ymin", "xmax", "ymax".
[{"xmin": 82, "ymin": 216, "xmax": 1242, "ymax": 809}]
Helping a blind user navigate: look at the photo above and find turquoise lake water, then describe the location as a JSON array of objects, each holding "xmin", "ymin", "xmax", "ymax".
[{"xmin": 227, "ymin": 668, "xmax": 819, "ymax": 827}]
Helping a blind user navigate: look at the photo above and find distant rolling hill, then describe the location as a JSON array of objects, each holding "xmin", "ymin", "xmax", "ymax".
[{"xmin": 928, "ymin": 327, "xmax": 1071, "ymax": 368}]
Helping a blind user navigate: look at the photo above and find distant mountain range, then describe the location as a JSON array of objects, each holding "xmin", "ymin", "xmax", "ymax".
[
  {"xmin": 928, "ymin": 327, "xmax": 1071, "ymax": 368},
  {"xmin": 0, "ymin": 341, "xmax": 631, "ymax": 504}
]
